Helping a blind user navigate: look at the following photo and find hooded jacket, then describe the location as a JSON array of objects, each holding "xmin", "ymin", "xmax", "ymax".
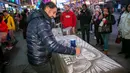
[
  {"xmin": 27, "ymin": 9, "xmax": 76, "ymax": 65},
  {"xmin": 60, "ymin": 11, "xmax": 77, "ymax": 28},
  {"xmin": 78, "ymin": 9, "xmax": 92, "ymax": 25},
  {"xmin": 3, "ymin": 14, "xmax": 15, "ymax": 30}
]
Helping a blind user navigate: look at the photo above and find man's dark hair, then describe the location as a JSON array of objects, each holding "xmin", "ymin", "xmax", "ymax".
[
  {"xmin": 3, "ymin": 10, "xmax": 8, "ymax": 13},
  {"xmin": 82, "ymin": 4, "xmax": 87, "ymax": 8},
  {"xmin": 39, "ymin": 1, "xmax": 57, "ymax": 10},
  {"xmin": 24, "ymin": 9, "xmax": 28, "ymax": 13},
  {"xmin": 125, "ymin": 3, "xmax": 130, "ymax": 12},
  {"xmin": 57, "ymin": 8, "xmax": 60, "ymax": 11}
]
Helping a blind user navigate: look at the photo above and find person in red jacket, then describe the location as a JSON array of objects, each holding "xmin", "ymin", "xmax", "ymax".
[
  {"xmin": 60, "ymin": 5, "xmax": 77, "ymax": 34},
  {"xmin": 0, "ymin": 13, "xmax": 8, "ymax": 65},
  {"xmin": 0, "ymin": 14, "xmax": 8, "ymax": 42},
  {"xmin": 0, "ymin": 18, "xmax": 8, "ymax": 32}
]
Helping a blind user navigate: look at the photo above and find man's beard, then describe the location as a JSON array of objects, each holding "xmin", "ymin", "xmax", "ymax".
[{"xmin": 66, "ymin": 10, "xmax": 69, "ymax": 12}]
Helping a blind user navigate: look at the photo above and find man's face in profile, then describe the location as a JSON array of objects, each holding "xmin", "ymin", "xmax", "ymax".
[{"xmin": 47, "ymin": 7, "xmax": 57, "ymax": 18}]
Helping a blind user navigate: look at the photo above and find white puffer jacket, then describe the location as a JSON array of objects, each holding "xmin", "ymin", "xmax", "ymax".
[{"xmin": 118, "ymin": 12, "xmax": 130, "ymax": 39}]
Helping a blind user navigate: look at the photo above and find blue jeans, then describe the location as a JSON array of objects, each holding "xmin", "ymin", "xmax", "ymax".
[{"xmin": 101, "ymin": 34, "xmax": 109, "ymax": 51}]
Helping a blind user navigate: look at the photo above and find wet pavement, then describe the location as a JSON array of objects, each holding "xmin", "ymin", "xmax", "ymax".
[{"xmin": 3, "ymin": 13, "xmax": 130, "ymax": 73}]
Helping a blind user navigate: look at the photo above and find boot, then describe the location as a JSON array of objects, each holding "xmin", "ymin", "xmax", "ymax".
[{"xmin": 103, "ymin": 50, "xmax": 108, "ymax": 55}]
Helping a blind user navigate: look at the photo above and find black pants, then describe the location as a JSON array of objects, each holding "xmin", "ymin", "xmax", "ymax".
[
  {"xmin": 90, "ymin": 23, "xmax": 93, "ymax": 31},
  {"xmin": 31, "ymin": 62, "xmax": 52, "ymax": 73},
  {"xmin": 23, "ymin": 30, "xmax": 26, "ymax": 39},
  {"xmin": 81, "ymin": 25, "xmax": 90, "ymax": 43},
  {"xmin": 94, "ymin": 25, "xmax": 103, "ymax": 45},
  {"xmin": 0, "ymin": 46, "xmax": 4, "ymax": 63},
  {"xmin": 0, "ymin": 43, "xmax": 10, "ymax": 63},
  {"xmin": 121, "ymin": 38, "xmax": 130, "ymax": 56}
]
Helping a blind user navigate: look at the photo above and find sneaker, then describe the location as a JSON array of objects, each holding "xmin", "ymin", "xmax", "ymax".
[
  {"xmin": 79, "ymin": 32, "xmax": 82, "ymax": 35},
  {"xmin": 118, "ymin": 51, "xmax": 124, "ymax": 54},
  {"xmin": 90, "ymin": 31, "xmax": 93, "ymax": 33},
  {"xmin": 103, "ymin": 50, "xmax": 108, "ymax": 55},
  {"xmin": 6, "ymin": 46, "xmax": 13, "ymax": 50},
  {"xmin": 77, "ymin": 31, "xmax": 82, "ymax": 35},
  {"xmin": 94, "ymin": 36, "xmax": 96, "ymax": 39},
  {"xmin": 12, "ymin": 40, "xmax": 18, "ymax": 46},
  {"xmin": 3, "ymin": 61, "xmax": 9, "ymax": 65},
  {"xmin": 77, "ymin": 32, "xmax": 80, "ymax": 35},
  {"xmin": 125, "ymin": 54, "xmax": 130, "ymax": 59}
]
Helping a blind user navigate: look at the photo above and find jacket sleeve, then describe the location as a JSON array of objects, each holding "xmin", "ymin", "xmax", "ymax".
[
  {"xmin": 60, "ymin": 13, "xmax": 64, "ymax": 25},
  {"xmin": 110, "ymin": 15, "xmax": 116, "ymax": 25},
  {"xmin": 37, "ymin": 22, "xmax": 76, "ymax": 55},
  {"xmin": 78, "ymin": 11, "xmax": 82, "ymax": 20},
  {"xmin": 10, "ymin": 17, "xmax": 15, "ymax": 30},
  {"xmin": 106, "ymin": 15, "xmax": 116, "ymax": 25},
  {"xmin": 87, "ymin": 11, "xmax": 92, "ymax": 23},
  {"xmin": 72, "ymin": 13, "xmax": 77, "ymax": 27}
]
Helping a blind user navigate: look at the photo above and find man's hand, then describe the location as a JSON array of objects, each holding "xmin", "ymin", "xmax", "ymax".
[
  {"xmin": 99, "ymin": 14, "xmax": 103, "ymax": 20},
  {"xmin": 72, "ymin": 27, "xmax": 76, "ymax": 34},
  {"xmin": 103, "ymin": 18, "xmax": 106, "ymax": 23},
  {"xmin": 76, "ymin": 47, "xmax": 80, "ymax": 55},
  {"xmin": 94, "ymin": 19, "xmax": 97, "ymax": 21}
]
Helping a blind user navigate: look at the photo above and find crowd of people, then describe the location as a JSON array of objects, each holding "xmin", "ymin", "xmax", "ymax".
[
  {"xmin": 0, "ymin": 9, "xmax": 29, "ymax": 65},
  {"xmin": 0, "ymin": 1, "xmax": 130, "ymax": 73},
  {"xmin": 56, "ymin": 3, "xmax": 116, "ymax": 55},
  {"xmin": 0, "ymin": 10, "xmax": 17, "ymax": 65},
  {"xmin": 54, "ymin": 2, "xmax": 130, "ymax": 58},
  {"xmin": 118, "ymin": 4, "xmax": 130, "ymax": 59}
]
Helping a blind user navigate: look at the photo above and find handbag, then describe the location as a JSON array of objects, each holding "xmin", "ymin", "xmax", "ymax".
[
  {"xmin": 98, "ymin": 16, "xmax": 112, "ymax": 33},
  {"xmin": 98, "ymin": 24, "xmax": 111, "ymax": 33},
  {"xmin": 115, "ymin": 37, "xmax": 121, "ymax": 44},
  {"xmin": 115, "ymin": 33, "xmax": 122, "ymax": 44}
]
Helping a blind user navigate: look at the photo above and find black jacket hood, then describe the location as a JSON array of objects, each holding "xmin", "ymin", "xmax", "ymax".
[{"xmin": 27, "ymin": 9, "xmax": 51, "ymax": 23}]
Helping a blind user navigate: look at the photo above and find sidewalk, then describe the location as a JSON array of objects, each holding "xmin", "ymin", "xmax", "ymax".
[
  {"xmin": 83, "ymin": 13, "xmax": 130, "ymax": 72},
  {"xmin": 3, "ymin": 31, "xmax": 37, "ymax": 73}
]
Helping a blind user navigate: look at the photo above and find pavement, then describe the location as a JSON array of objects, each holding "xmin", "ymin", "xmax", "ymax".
[
  {"xmin": 3, "ymin": 13, "xmax": 130, "ymax": 73},
  {"xmin": 88, "ymin": 13, "xmax": 130, "ymax": 72},
  {"xmin": 3, "ymin": 31, "xmax": 37, "ymax": 73}
]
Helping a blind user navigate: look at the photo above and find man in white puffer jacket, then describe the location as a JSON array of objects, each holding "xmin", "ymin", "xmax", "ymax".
[{"xmin": 118, "ymin": 4, "xmax": 130, "ymax": 59}]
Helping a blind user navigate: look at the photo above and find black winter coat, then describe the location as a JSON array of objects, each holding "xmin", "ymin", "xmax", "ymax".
[
  {"xmin": 26, "ymin": 9, "xmax": 76, "ymax": 65},
  {"xmin": 19, "ymin": 12, "xmax": 28, "ymax": 39},
  {"xmin": 78, "ymin": 9, "xmax": 92, "ymax": 25}
]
